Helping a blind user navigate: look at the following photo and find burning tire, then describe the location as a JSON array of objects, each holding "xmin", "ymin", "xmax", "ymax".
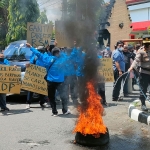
[{"xmin": 75, "ymin": 128, "xmax": 109, "ymax": 146}]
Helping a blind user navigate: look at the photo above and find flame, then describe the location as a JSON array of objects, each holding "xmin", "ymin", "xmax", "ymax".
[{"xmin": 73, "ymin": 82, "xmax": 107, "ymax": 137}]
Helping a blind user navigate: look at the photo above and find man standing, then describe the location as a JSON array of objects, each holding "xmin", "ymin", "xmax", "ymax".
[
  {"xmin": 128, "ymin": 35, "xmax": 150, "ymax": 111},
  {"xmin": 112, "ymin": 41, "xmax": 125, "ymax": 101},
  {"xmin": 122, "ymin": 45, "xmax": 134, "ymax": 97},
  {"xmin": 0, "ymin": 52, "xmax": 10, "ymax": 111}
]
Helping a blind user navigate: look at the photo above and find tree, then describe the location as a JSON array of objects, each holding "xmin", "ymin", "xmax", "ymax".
[
  {"xmin": 37, "ymin": 9, "xmax": 48, "ymax": 24},
  {"xmin": 0, "ymin": 0, "xmax": 9, "ymax": 49},
  {"xmin": 6, "ymin": 0, "xmax": 40, "ymax": 44}
]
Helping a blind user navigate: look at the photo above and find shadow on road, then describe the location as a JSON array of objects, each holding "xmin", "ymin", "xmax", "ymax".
[{"xmin": 0, "ymin": 109, "xmax": 33, "ymax": 116}]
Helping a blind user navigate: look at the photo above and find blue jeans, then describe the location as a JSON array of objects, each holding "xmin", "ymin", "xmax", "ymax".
[{"xmin": 0, "ymin": 94, "xmax": 7, "ymax": 109}]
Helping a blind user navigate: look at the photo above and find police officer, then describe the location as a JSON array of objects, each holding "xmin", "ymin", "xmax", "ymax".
[{"xmin": 128, "ymin": 35, "xmax": 150, "ymax": 111}]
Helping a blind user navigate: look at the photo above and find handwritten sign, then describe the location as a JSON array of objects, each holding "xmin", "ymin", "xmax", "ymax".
[
  {"xmin": 27, "ymin": 22, "xmax": 53, "ymax": 47},
  {"xmin": 98, "ymin": 58, "xmax": 114, "ymax": 83},
  {"xmin": 55, "ymin": 21, "xmax": 72, "ymax": 47},
  {"xmin": 21, "ymin": 64, "xmax": 47, "ymax": 96},
  {"xmin": 0, "ymin": 65, "xmax": 21, "ymax": 94}
]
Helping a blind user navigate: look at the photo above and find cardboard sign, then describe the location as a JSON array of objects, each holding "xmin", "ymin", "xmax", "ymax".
[
  {"xmin": 21, "ymin": 64, "xmax": 48, "ymax": 96},
  {"xmin": 27, "ymin": 22, "xmax": 53, "ymax": 47},
  {"xmin": 0, "ymin": 65, "xmax": 21, "ymax": 94},
  {"xmin": 55, "ymin": 21, "xmax": 72, "ymax": 47},
  {"xmin": 98, "ymin": 58, "xmax": 114, "ymax": 83}
]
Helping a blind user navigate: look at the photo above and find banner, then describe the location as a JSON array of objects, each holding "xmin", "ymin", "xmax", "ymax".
[
  {"xmin": 21, "ymin": 64, "xmax": 48, "ymax": 96},
  {"xmin": 98, "ymin": 58, "xmax": 114, "ymax": 83},
  {"xmin": 27, "ymin": 22, "xmax": 53, "ymax": 47},
  {"xmin": 0, "ymin": 65, "xmax": 21, "ymax": 94},
  {"xmin": 55, "ymin": 21, "xmax": 72, "ymax": 47}
]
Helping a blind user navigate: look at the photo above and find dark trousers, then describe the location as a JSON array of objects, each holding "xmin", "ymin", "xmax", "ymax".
[
  {"xmin": 47, "ymin": 82, "xmax": 61, "ymax": 114},
  {"xmin": 112, "ymin": 70, "xmax": 124, "ymax": 99},
  {"xmin": 139, "ymin": 73, "xmax": 150, "ymax": 105},
  {"xmin": 97, "ymin": 83, "xmax": 106, "ymax": 103},
  {"xmin": 26, "ymin": 92, "xmax": 45, "ymax": 105},
  {"xmin": 48, "ymin": 79, "xmax": 70, "ymax": 114},
  {"xmin": 0, "ymin": 94, "xmax": 6, "ymax": 109}
]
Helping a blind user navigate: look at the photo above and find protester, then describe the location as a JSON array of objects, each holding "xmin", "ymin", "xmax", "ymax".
[
  {"xmin": 62, "ymin": 47, "xmax": 78, "ymax": 105},
  {"xmin": 26, "ymin": 46, "xmax": 48, "ymax": 109},
  {"xmin": 26, "ymin": 43, "xmax": 77, "ymax": 116},
  {"xmin": 122, "ymin": 45, "xmax": 134, "ymax": 97},
  {"xmin": 0, "ymin": 52, "xmax": 10, "ymax": 111},
  {"xmin": 128, "ymin": 35, "xmax": 150, "ymax": 111},
  {"xmin": 76, "ymin": 47, "xmax": 86, "ymax": 101},
  {"xmin": 102, "ymin": 44, "xmax": 112, "ymax": 58},
  {"xmin": 97, "ymin": 49, "xmax": 108, "ymax": 106},
  {"xmin": 112, "ymin": 41, "xmax": 125, "ymax": 101}
]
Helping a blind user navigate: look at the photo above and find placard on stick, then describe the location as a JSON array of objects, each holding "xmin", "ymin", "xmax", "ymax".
[
  {"xmin": 27, "ymin": 22, "xmax": 53, "ymax": 47},
  {"xmin": 55, "ymin": 21, "xmax": 72, "ymax": 47},
  {"xmin": 98, "ymin": 58, "xmax": 114, "ymax": 83},
  {"xmin": 21, "ymin": 64, "xmax": 48, "ymax": 96},
  {"xmin": 0, "ymin": 65, "xmax": 21, "ymax": 94}
]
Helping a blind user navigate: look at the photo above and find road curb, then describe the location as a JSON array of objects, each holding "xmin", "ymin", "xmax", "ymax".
[{"xmin": 128, "ymin": 100, "xmax": 150, "ymax": 125}]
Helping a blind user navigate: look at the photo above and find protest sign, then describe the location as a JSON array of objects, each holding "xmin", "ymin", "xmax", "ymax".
[
  {"xmin": 55, "ymin": 21, "xmax": 72, "ymax": 47},
  {"xmin": 21, "ymin": 64, "xmax": 48, "ymax": 96},
  {"xmin": 0, "ymin": 65, "xmax": 21, "ymax": 94},
  {"xmin": 98, "ymin": 58, "xmax": 114, "ymax": 83},
  {"xmin": 27, "ymin": 22, "xmax": 53, "ymax": 47}
]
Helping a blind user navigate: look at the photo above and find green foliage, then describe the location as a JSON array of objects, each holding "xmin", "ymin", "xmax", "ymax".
[
  {"xmin": 6, "ymin": 0, "xmax": 40, "ymax": 44},
  {"xmin": 37, "ymin": 9, "xmax": 48, "ymax": 24},
  {"xmin": 0, "ymin": 0, "xmax": 9, "ymax": 49}
]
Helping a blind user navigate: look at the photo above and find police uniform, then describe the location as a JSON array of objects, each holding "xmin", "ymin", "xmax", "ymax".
[{"xmin": 131, "ymin": 35, "xmax": 150, "ymax": 111}]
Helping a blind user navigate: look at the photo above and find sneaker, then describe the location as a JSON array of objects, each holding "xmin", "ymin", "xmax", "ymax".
[
  {"xmin": 26, "ymin": 104, "xmax": 30, "ymax": 109},
  {"xmin": 141, "ymin": 105, "xmax": 148, "ymax": 111},
  {"xmin": 40, "ymin": 102, "xmax": 48, "ymax": 107},
  {"xmin": 118, "ymin": 96, "xmax": 123, "ymax": 101},
  {"xmin": 52, "ymin": 113, "xmax": 58, "ymax": 117},
  {"xmin": 63, "ymin": 109, "xmax": 71, "ymax": 115}
]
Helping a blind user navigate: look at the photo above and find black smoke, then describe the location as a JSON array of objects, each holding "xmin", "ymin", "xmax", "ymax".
[{"xmin": 63, "ymin": 0, "xmax": 102, "ymax": 110}]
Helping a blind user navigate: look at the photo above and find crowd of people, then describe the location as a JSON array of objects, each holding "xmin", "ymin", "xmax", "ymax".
[{"xmin": 0, "ymin": 36, "xmax": 150, "ymax": 114}]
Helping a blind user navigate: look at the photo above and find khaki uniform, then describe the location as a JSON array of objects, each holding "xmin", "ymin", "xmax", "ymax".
[
  {"xmin": 131, "ymin": 49, "xmax": 150, "ymax": 106},
  {"xmin": 131, "ymin": 49, "xmax": 150, "ymax": 74}
]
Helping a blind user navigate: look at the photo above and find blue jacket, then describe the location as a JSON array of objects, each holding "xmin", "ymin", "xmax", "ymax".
[
  {"xmin": 0, "ymin": 59, "xmax": 10, "ymax": 66},
  {"xmin": 76, "ymin": 48, "xmax": 85, "ymax": 77},
  {"xmin": 61, "ymin": 50, "xmax": 76, "ymax": 76},
  {"xmin": 30, "ymin": 47, "xmax": 77, "ymax": 82}
]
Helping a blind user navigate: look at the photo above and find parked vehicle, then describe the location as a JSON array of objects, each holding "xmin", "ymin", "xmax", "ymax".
[{"xmin": 4, "ymin": 40, "xmax": 31, "ymax": 95}]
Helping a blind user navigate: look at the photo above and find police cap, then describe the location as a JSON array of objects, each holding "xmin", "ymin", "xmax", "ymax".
[{"xmin": 143, "ymin": 35, "xmax": 150, "ymax": 43}]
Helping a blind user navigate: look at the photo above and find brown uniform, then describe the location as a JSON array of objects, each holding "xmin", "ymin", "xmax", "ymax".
[
  {"xmin": 131, "ymin": 49, "xmax": 150, "ymax": 74},
  {"xmin": 131, "ymin": 49, "xmax": 150, "ymax": 106}
]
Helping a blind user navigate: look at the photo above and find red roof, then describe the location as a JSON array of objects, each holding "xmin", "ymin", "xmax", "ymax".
[{"xmin": 130, "ymin": 21, "xmax": 150, "ymax": 31}]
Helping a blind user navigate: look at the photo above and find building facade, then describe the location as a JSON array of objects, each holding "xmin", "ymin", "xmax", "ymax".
[{"xmin": 126, "ymin": 0, "xmax": 150, "ymax": 38}]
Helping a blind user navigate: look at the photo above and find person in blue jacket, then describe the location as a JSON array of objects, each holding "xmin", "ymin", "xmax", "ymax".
[
  {"xmin": 0, "ymin": 52, "xmax": 10, "ymax": 111},
  {"xmin": 26, "ymin": 46, "xmax": 48, "ymax": 109},
  {"xmin": 59, "ymin": 47, "xmax": 78, "ymax": 106},
  {"xmin": 26, "ymin": 43, "xmax": 77, "ymax": 116}
]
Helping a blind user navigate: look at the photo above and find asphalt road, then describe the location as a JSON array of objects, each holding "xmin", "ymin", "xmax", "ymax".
[{"xmin": 0, "ymin": 83, "xmax": 150, "ymax": 150}]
